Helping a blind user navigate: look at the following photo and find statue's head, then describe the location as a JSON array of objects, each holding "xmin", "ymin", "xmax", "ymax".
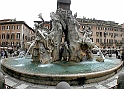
[{"xmin": 34, "ymin": 22, "xmax": 39, "ymax": 29}]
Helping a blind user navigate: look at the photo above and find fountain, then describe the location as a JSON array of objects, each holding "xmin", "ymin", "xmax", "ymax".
[
  {"xmin": 1, "ymin": 0, "xmax": 123, "ymax": 86},
  {"xmin": 28, "ymin": 9, "xmax": 105, "ymax": 64}
]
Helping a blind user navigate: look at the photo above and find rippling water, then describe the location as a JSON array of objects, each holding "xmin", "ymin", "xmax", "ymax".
[{"xmin": 4, "ymin": 57, "xmax": 121, "ymax": 74}]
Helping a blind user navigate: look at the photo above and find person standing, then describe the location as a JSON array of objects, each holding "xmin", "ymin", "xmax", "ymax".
[
  {"xmin": 1, "ymin": 49, "xmax": 5, "ymax": 58},
  {"xmin": 115, "ymin": 49, "xmax": 118, "ymax": 58},
  {"xmin": 4, "ymin": 50, "xmax": 8, "ymax": 58},
  {"xmin": 121, "ymin": 47, "xmax": 124, "ymax": 65},
  {"xmin": 9, "ymin": 49, "xmax": 13, "ymax": 57}
]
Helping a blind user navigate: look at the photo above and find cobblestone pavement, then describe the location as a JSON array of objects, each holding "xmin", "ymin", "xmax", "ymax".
[{"xmin": 1, "ymin": 54, "xmax": 124, "ymax": 89}]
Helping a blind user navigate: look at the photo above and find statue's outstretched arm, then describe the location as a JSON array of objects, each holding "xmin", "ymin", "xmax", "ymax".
[{"xmin": 38, "ymin": 13, "xmax": 44, "ymax": 23}]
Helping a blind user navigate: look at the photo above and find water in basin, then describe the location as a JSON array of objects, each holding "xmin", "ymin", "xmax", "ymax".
[{"xmin": 4, "ymin": 57, "xmax": 121, "ymax": 74}]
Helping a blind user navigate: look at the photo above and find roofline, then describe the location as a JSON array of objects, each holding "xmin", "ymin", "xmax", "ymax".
[
  {"xmin": 34, "ymin": 21, "xmax": 50, "ymax": 23},
  {"xmin": 0, "ymin": 21, "xmax": 34, "ymax": 32}
]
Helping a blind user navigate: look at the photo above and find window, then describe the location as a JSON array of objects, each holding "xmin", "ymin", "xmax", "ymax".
[
  {"xmin": 96, "ymin": 27, "xmax": 98, "ymax": 30},
  {"xmin": 6, "ymin": 42, "xmax": 8, "ymax": 45},
  {"xmin": 109, "ymin": 33, "xmax": 113, "ymax": 36},
  {"xmin": 2, "ymin": 34, "xmax": 5, "ymax": 39},
  {"xmin": 12, "ymin": 25, "xmax": 15, "ymax": 30},
  {"xmin": 110, "ymin": 33, "xmax": 113, "ymax": 37},
  {"xmin": 96, "ymin": 32, "xmax": 99, "ymax": 36},
  {"xmin": 1, "ymin": 26, "xmax": 5, "ymax": 30},
  {"xmin": 100, "ymin": 39, "xmax": 102, "ymax": 43},
  {"xmin": 11, "ymin": 42, "xmax": 14, "ymax": 46},
  {"xmin": 16, "ymin": 42, "xmax": 20, "ymax": 46},
  {"xmin": 104, "ymin": 32, "xmax": 106, "ymax": 37},
  {"xmin": 107, "ymin": 39, "xmax": 108, "ymax": 43},
  {"xmin": 98, "ymin": 27, "xmax": 100, "ymax": 30},
  {"xmin": 2, "ymin": 42, "xmax": 5, "ymax": 46},
  {"xmin": 111, "ymin": 40, "xmax": 113, "ymax": 43},
  {"xmin": 6, "ymin": 34, "xmax": 10, "ymax": 39},
  {"xmin": 104, "ymin": 39, "xmax": 106, "ymax": 43},
  {"xmin": 121, "ymin": 34, "xmax": 123, "ymax": 37},
  {"xmin": 104, "ymin": 27, "xmax": 107, "ymax": 30},
  {"xmin": 11, "ymin": 33, "xmax": 15, "ymax": 39},
  {"xmin": 17, "ymin": 25, "xmax": 20, "ymax": 29},
  {"xmin": 7, "ymin": 26, "xmax": 10, "ymax": 30},
  {"xmin": 16, "ymin": 33, "xmax": 20, "ymax": 39},
  {"xmin": 114, "ymin": 33, "xmax": 118, "ymax": 37},
  {"xmin": 96, "ymin": 39, "xmax": 99, "ymax": 43},
  {"xmin": 100, "ymin": 32, "xmax": 102, "ymax": 37},
  {"xmin": 109, "ymin": 39, "xmax": 113, "ymax": 43}
]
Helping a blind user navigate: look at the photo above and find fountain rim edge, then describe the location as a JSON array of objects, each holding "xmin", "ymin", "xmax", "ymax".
[{"xmin": 1, "ymin": 58, "xmax": 123, "ymax": 78}]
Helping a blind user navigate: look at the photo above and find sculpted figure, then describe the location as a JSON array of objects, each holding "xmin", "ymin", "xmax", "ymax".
[
  {"xmin": 32, "ymin": 14, "xmax": 52, "ymax": 64},
  {"xmin": 38, "ymin": 13, "xmax": 44, "ymax": 27},
  {"xmin": 50, "ymin": 12, "xmax": 63, "ymax": 61},
  {"xmin": 28, "ymin": 9, "xmax": 105, "ymax": 64}
]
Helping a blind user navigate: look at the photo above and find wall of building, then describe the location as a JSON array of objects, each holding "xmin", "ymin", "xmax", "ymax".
[
  {"xmin": 0, "ymin": 19, "xmax": 34, "ymax": 50},
  {"xmin": 78, "ymin": 18, "xmax": 124, "ymax": 49},
  {"xmin": 0, "ymin": 18, "xmax": 123, "ymax": 51}
]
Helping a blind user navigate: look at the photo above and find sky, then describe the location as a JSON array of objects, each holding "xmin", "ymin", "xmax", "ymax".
[{"xmin": 0, "ymin": 0, "xmax": 124, "ymax": 27}]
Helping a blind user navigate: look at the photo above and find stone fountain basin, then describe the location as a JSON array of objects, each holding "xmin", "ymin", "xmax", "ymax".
[{"xmin": 1, "ymin": 57, "xmax": 123, "ymax": 85}]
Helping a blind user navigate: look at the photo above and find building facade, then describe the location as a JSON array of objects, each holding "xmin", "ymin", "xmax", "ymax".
[
  {"xmin": 1, "ymin": 16, "xmax": 123, "ymax": 51},
  {"xmin": 121, "ymin": 23, "xmax": 124, "ymax": 45},
  {"xmin": 77, "ymin": 17, "xmax": 124, "ymax": 49},
  {"xmin": 34, "ymin": 17, "xmax": 124, "ymax": 50},
  {"xmin": 0, "ymin": 19, "xmax": 35, "ymax": 50}
]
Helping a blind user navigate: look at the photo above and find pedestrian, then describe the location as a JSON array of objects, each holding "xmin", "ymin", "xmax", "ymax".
[
  {"xmin": 115, "ymin": 49, "xmax": 118, "ymax": 58},
  {"xmin": 1, "ymin": 49, "xmax": 5, "ymax": 58},
  {"xmin": 0, "ymin": 50, "xmax": 1, "ymax": 59},
  {"xmin": 4, "ymin": 50, "xmax": 8, "ymax": 58},
  {"xmin": 121, "ymin": 47, "xmax": 124, "ymax": 65},
  {"xmin": 9, "ymin": 49, "xmax": 13, "ymax": 57}
]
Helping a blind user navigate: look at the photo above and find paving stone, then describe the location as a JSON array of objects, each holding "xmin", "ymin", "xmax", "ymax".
[
  {"xmin": 25, "ymin": 86, "xmax": 44, "ymax": 89},
  {"xmin": 71, "ymin": 86, "xmax": 84, "ymax": 89},
  {"xmin": 13, "ymin": 83, "xmax": 22, "ymax": 88},
  {"xmin": 95, "ymin": 85, "xmax": 108, "ymax": 89},
  {"xmin": 83, "ymin": 83, "xmax": 98, "ymax": 88},
  {"xmin": 106, "ymin": 80, "xmax": 117, "ymax": 88},
  {"xmin": 5, "ymin": 78, "xmax": 17, "ymax": 87},
  {"xmin": 16, "ymin": 84, "xmax": 29, "ymax": 89},
  {"xmin": 83, "ymin": 86, "xmax": 97, "ymax": 89}
]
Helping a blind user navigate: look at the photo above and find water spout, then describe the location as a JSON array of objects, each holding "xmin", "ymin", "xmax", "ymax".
[
  {"xmin": 25, "ymin": 41, "xmax": 35, "ymax": 58},
  {"xmin": 94, "ymin": 45, "xmax": 105, "ymax": 60}
]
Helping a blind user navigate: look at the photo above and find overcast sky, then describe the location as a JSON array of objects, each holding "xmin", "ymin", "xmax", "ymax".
[{"xmin": 0, "ymin": 0, "xmax": 124, "ymax": 27}]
